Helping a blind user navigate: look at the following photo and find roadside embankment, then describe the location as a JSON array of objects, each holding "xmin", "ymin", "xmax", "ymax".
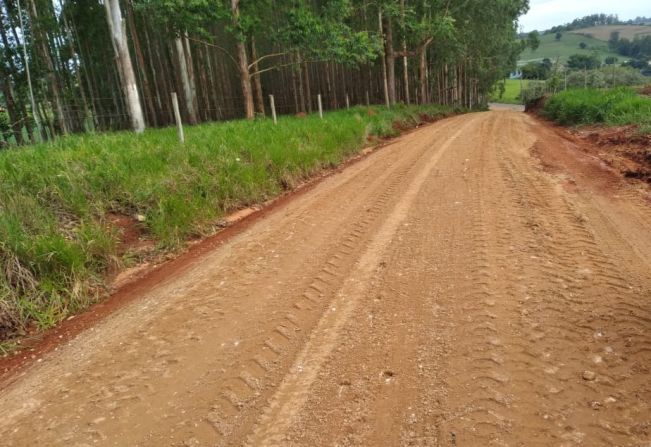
[{"xmin": 0, "ymin": 104, "xmax": 461, "ymax": 350}]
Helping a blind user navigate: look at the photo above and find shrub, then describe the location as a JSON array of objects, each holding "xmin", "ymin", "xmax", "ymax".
[{"xmin": 543, "ymin": 87, "xmax": 651, "ymax": 130}]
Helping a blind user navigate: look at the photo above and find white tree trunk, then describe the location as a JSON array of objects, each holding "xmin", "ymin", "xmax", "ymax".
[
  {"xmin": 175, "ymin": 37, "xmax": 198, "ymax": 124},
  {"xmin": 105, "ymin": 0, "xmax": 145, "ymax": 133},
  {"xmin": 183, "ymin": 34, "xmax": 199, "ymax": 121}
]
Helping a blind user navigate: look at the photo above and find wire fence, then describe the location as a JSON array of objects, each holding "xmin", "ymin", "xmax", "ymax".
[{"xmin": 0, "ymin": 90, "xmax": 389, "ymax": 147}]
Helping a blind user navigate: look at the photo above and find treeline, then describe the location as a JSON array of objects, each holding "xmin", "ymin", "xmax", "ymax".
[
  {"xmin": 608, "ymin": 32, "xmax": 651, "ymax": 72},
  {"xmin": 0, "ymin": 0, "xmax": 529, "ymax": 145},
  {"xmin": 546, "ymin": 14, "xmax": 651, "ymax": 34}
]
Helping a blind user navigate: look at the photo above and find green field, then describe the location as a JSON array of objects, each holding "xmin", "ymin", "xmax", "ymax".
[
  {"xmin": 489, "ymin": 79, "xmax": 531, "ymax": 104},
  {"xmin": 519, "ymin": 32, "xmax": 621, "ymax": 66},
  {"xmin": 0, "ymin": 104, "xmax": 459, "ymax": 345}
]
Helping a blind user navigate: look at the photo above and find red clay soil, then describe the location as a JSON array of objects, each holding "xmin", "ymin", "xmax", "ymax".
[
  {"xmin": 527, "ymin": 107, "xmax": 651, "ymax": 186},
  {"xmin": 566, "ymin": 125, "xmax": 651, "ymax": 184},
  {"xmin": 0, "ymin": 114, "xmax": 450, "ymax": 384},
  {"xmin": 3, "ymin": 110, "xmax": 651, "ymax": 446}
]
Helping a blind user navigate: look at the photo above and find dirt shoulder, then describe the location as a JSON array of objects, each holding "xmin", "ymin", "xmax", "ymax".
[{"xmin": 528, "ymin": 112, "xmax": 651, "ymax": 188}]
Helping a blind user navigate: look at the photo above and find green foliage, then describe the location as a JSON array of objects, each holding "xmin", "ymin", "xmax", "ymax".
[
  {"xmin": 548, "ymin": 14, "xmax": 621, "ymax": 34},
  {"xmin": 520, "ymin": 80, "xmax": 547, "ymax": 103},
  {"xmin": 555, "ymin": 32, "xmax": 562, "ymax": 41},
  {"xmin": 279, "ymin": 1, "xmax": 380, "ymax": 66},
  {"xmin": 566, "ymin": 53, "xmax": 601, "ymax": 70},
  {"xmin": 543, "ymin": 87, "xmax": 651, "ymax": 129},
  {"xmin": 0, "ymin": 104, "xmax": 459, "ymax": 339},
  {"xmin": 0, "ymin": 110, "xmax": 10, "ymax": 142},
  {"xmin": 527, "ymin": 31, "xmax": 541, "ymax": 51},
  {"xmin": 489, "ymin": 79, "xmax": 532, "ymax": 105},
  {"xmin": 135, "ymin": 0, "xmax": 220, "ymax": 37},
  {"xmin": 566, "ymin": 66, "xmax": 646, "ymax": 88},
  {"xmin": 521, "ymin": 60, "xmax": 551, "ymax": 80}
]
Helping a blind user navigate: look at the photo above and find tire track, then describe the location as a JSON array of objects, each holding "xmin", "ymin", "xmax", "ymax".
[{"xmin": 244, "ymin": 119, "xmax": 476, "ymax": 446}]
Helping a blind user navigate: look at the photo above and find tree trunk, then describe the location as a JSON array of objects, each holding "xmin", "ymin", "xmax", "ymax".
[
  {"xmin": 290, "ymin": 54, "xmax": 299, "ymax": 112},
  {"xmin": 400, "ymin": 0, "xmax": 409, "ymax": 104},
  {"xmin": 231, "ymin": 0, "xmax": 254, "ymax": 119},
  {"xmin": 378, "ymin": 10, "xmax": 390, "ymax": 107},
  {"xmin": 28, "ymin": 0, "xmax": 68, "ymax": 135},
  {"xmin": 183, "ymin": 34, "xmax": 199, "ymax": 119},
  {"xmin": 418, "ymin": 38, "xmax": 433, "ymax": 104},
  {"xmin": 383, "ymin": 15, "xmax": 396, "ymax": 105},
  {"xmin": 302, "ymin": 59, "xmax": 312, "ymax": 113},
  {"xmin": 104, "ymin": 0, "xmax": 145, "ymax": 133},
  {"xmin": 0, "ymin": 70, "xmax": 24, "ymax": 144},
  {"xmin": 126, "ymin": 1, "xmax": 157, "ymax": 126},
  {"xmin": 250, "ymin": 37, "xmax": 265, "ymax": 116},
  {"xmin": 175, "ymin": 37, "xmax": 197, "ymax": 124},
  {"xmin": 297, "ymin": 52, "xmax": 306, "ymax": 113}
]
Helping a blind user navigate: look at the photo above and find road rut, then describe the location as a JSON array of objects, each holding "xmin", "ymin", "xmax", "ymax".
[{"xmin": 1, "ymin": 111, "xmax": 650, "ymax": 446}]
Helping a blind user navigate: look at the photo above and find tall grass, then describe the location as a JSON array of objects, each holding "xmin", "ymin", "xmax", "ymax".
[
  {"xmin": 0, "ymin": 104, "xmax": 459, "ymax": 340},
  {"xmin": 543, "ymin": 87, "xmax": 651, "ymax": 131}
]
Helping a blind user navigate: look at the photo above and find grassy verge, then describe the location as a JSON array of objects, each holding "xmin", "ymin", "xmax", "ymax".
[
  {"xmin": 489, "ymin": 79, "xmax": 530, "ymax": 104},
  {"xmin": 0, "ymin": 104, "xmax": 461, "ymax": 343},
  {"xmin": 542, "ymin": 87, "xmax": 651, "ymax": 133}
]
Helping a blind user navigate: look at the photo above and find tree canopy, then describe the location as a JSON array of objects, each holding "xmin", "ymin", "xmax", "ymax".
[{"xmin": 0, "ymin": 0, "xmax": 531, "ymax": 142}]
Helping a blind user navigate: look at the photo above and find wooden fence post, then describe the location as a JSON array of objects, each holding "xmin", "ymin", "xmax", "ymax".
[
  {"xmin": 345, "ymin": 93, "xmax": 350, "ymax": 109},
  {"xmin": 269, "ymin": 94, "xmax": 277, "ymax": 125},
  {"xmin": 171, "ymin": 92, "xmax": 184, "ymax": 144},
  {"xmin": 317, "ymin": 94, "xmax": 323, "ymax": 119}
]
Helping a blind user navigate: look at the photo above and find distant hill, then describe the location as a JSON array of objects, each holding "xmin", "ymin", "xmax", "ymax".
[
  {"xmin": 518, "ymin": 32, "xmax": 621, "ymax": 66},
  {"xmin": 571, "ymin": 25, "xmax": 651, "ymax": 41}
]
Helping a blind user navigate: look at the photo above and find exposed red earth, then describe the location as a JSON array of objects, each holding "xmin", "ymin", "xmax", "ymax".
[{"xmin": 1, "ymin": 110, "xmax": 650, "ymax": 446}]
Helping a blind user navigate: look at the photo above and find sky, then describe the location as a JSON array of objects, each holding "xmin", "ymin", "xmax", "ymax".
[{"xmin": 519, "ymin": 0, "xmax": 650, "ymax": 32}]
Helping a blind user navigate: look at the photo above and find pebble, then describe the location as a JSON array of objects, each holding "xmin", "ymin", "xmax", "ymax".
[{"xmin": 582, "ymin": 370, "xmax": 596, "ymax": 381}]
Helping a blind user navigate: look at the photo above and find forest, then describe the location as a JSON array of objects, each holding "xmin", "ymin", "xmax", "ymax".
[{"xmin": 0, "ymin": 0, "xmax": 529, "ymax": 145}]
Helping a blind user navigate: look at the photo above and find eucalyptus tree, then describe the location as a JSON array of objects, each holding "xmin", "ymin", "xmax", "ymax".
[
  {"xmin": 105, "ymin": 0, "xmax": 145, "ymax": 132},
  {"xmin": 0, "ymin": 0, "xmax": 532, "ymax": 144}
]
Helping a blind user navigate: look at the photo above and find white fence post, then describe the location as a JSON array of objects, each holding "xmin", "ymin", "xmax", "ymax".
[
  {"xmin": 269, "ymin": 94, "xmax": 277, "ymax": 125},
  {"xmin": 345, "ymin": 93, "xmax": 350, "ymax": 109},
  {"xmin": 317, "ymin": 94, "xmax": 323, "ymax": 119},
  {"xmin": 171, "ymin": 92, "xmax": 184, "ymax": 144}
]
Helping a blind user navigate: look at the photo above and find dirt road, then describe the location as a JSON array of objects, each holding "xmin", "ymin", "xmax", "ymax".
[{"xmin": 1, "ymin": 110, "xmax": 650, "ymax": 446}]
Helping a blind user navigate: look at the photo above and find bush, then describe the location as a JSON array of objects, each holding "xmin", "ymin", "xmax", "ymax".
[
  {"xmin": 0, "ymin": 110, "xmax": 10, "ymax": 143},
  {"xmin": 567, "ymin": 53, "xmax": 601, "ymax": 70},
  {"xmin": 563, "ymin": 67, "xmax": 645, "ymax": 89},
  {"xmin": 520, "ymin": 81, "xmax": 547, "ymax": 103},
  {"xmin": 543, "ymin": 87, "xmax": 651, "ymax": 129}
]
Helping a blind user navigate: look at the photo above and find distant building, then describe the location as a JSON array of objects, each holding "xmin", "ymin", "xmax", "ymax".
[{"xmin": 509, "ymin": 69, "xmax": 523, "ymax": 79}]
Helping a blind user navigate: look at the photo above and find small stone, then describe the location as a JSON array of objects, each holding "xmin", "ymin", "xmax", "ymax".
[
  {"xmin": 582, "ymin": 370, "xmax": 596, "ymax": 381},
  {"xmin": 590, "ymin": 401, "xmax": 602, "ymax": 410},
  {"xmin": 136, "ymin": 214, "xmax": 146, "ymax": 222}
]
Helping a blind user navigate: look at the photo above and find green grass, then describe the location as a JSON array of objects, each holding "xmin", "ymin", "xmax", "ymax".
[
  {"xmin": 519, "ymin": 32, "xmax": 621, "ymax": 66},
  {"xmin": 489, "ymin": 79, "xmax": 531, "ymax": 104},
  {"xmin": 0, "ymin": 104, "xmax": 460, "ymax": 340},
  {"xmin": 543, "ymin": 87, "xmax": 651, "ymax": 130}
]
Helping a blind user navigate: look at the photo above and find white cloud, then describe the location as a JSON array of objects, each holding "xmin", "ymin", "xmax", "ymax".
[{"xmin": 519, "ymin": 0, "xmax": 650, "ymax": 32}]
